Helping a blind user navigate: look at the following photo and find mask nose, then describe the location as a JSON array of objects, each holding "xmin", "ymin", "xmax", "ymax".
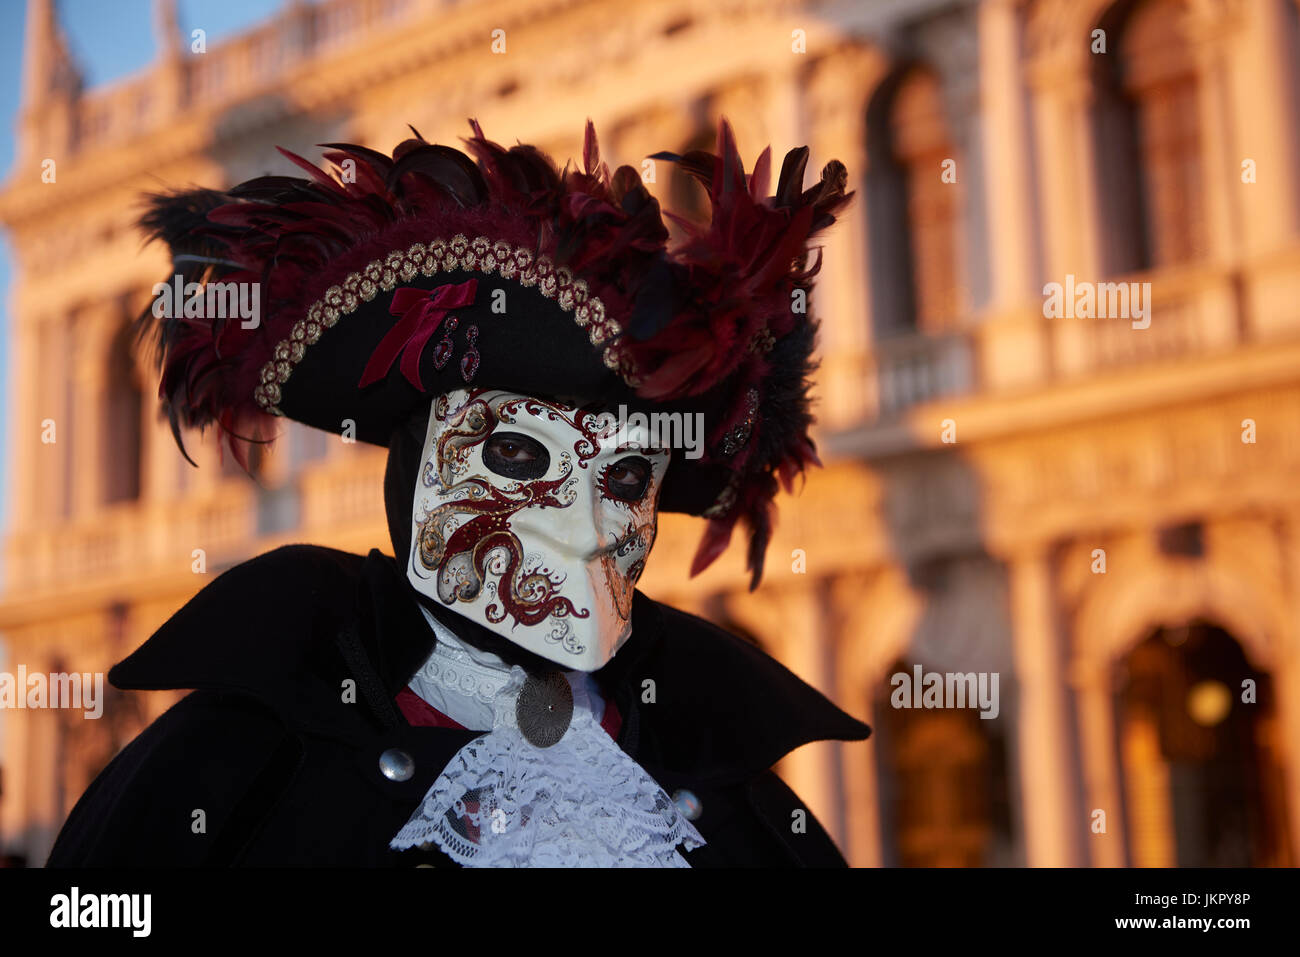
[{"xmin": 509, "ymin": 497, "xmax": 607, "ymax": 560}]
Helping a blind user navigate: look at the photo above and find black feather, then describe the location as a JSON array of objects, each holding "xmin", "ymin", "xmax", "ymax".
[
  {"xmin": 317, "ymin": 142, "xmax": 396, "ymax": 176},
  {"xmin": 774, "ymin": 147, "xmax": 809, "ymax": 209},
  {"xmin": 134, "ymin": 188, "xmax": 233, "ymax": 364},
  {"xmin": 388, "ymin": 144, "xmax": 489, "ymax": 207},
  {"xmin": 656, "ymin": 148, "xmax": 716, "ymax": 191},
  {"xmin": 627, "ymin": 254, "xmax": 676, "ymax": 340}
]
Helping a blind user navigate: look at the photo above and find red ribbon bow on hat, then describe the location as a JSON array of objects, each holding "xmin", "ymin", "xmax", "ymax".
[{"xmin": 358, "ymin": 278, "xmax": 479, "ymax": 390}]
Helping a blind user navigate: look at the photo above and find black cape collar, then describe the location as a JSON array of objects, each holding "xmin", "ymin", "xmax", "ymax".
[{"xmin": 110, "ymin": 545, "xmax": 870, "ymax": 785}]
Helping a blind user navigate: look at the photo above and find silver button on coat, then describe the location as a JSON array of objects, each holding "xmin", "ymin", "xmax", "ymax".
[
  {"xmin": 379, "ymin": 748, "xmax": 415, "ymax": 782},
  {"xmin": 672, "ymin": 788, "xmax": 703, "ymax": 821}
]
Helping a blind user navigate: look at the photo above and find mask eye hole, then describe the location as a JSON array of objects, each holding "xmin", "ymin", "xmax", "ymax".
[
  {"xmin": 601, "ymin": 456, "xmax": 652, "ymax": 503},
  {"xmin": 483, "ymin": 431, "xmax": 550, "ymax": 480}
]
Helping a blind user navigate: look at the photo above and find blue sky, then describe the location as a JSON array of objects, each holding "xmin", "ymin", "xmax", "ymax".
[{"xmin": 0, "ymin": 0, "xmax": 294, "ymax": 536}]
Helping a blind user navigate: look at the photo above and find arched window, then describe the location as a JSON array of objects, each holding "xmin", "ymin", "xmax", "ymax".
[
  {"xmin": 866, "ymin": 67, "xmax": 961, "ymax": 336},
  {"xmin": 1093, "ymin": 0, "xmax": 1206, "ymax": 274},
  {"xmin": 872, "ymin": 657, "xmax": 1014, "ymax": 866},
  {"xmin": 1114, "ymin": 622, "xmax": 1292, "ymax": 866},
  {"xmin": 102, "ymin": 318, "xmax": 142, "ymax": 505}
]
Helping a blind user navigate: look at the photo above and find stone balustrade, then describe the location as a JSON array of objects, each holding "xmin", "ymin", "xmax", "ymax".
[{"xmin": 2, "ymin": 452, "xmax": 392, "ymax": 595}]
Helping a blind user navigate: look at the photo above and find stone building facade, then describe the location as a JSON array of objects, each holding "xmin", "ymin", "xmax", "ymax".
[{"xmin": 1, "ymin": 0, "xmax": 1298, "ymax": 867}]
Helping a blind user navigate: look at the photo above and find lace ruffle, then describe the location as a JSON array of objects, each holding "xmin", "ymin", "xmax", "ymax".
[{"xmin": 391, "ymin": 667, "xmax": 705, "ymax": 867}]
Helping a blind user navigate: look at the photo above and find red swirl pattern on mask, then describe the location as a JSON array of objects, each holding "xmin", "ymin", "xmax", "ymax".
[{"xmin": 416, "ymin": 474, "xmax": 590, "ymax": 628}]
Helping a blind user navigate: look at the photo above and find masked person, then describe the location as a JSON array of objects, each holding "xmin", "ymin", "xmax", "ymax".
[{"xmin": 46, "ymin": 119, "xmax": 870, "ymax": 867}]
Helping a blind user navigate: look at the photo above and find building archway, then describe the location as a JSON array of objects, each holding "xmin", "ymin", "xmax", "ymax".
[
  {"xmin": 1113, "ymin": 621, "xmax": 1292, "ymax": 866},
  {"xmin": 1071, "ymin": 543, "xmax": 1298, "ymax": 865},
  {"xmin": 871, "ymin": 656, "xmax": 1015, "ymax": 866}
]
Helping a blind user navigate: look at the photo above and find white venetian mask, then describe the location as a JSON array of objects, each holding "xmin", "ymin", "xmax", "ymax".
[{"xmin": 407, "ymin": 388, "xmax": 671, "ymax": 672}]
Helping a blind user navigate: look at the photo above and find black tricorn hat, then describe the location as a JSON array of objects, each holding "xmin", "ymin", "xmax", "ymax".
[{"xmin": 138, "ymin": 119, "xmax": 851, "ymax": 586}]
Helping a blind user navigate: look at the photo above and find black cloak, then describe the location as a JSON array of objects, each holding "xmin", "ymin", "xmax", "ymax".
[{"xmin": 47, "ymin": 544, "xmax": 871, "ymax": 867}]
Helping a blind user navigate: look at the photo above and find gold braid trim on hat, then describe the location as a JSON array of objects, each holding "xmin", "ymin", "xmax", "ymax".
[{"xmin": 253, "ymin": 233, "xmax": 628, "ymax": 415}]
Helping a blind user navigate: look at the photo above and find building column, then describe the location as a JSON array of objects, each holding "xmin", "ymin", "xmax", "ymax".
[
  {"xmin": 1065, "ymin": 79, "xmax": 1103, "ymax": 286},
  {"xmin": 1007, "ymin": 547, "xmax": 1080, "ymax": 865},
  {"xmin": 1073, "ymin": 656, "xmax": 1127, "ymax": 866},
  {"xmin": 1274, "ymin": 511, "xmax": 1300, "ymax": 864},
  {"xmin": 71, "ymin": 308, "xmax": 108, "ymax": 516},
  {"xmin": 1271, "ymin": 654, "xmax": 1300, "ymax": 866},
  {"xmin": 828, "ymin": 572, "xmax": 885, "ymax": 867},
  {"xmin": 1028, "ymin": 62, "xmax": 1098, "ymax": 378},
  {"xmin": 972, "ymin": 3, "xmax": 1051, "ymax": 393},
  {"xmin": 1028, "ymin": 62, "xmax": 1097, "ymax": 283},
  {"xmin": 980, "ymin": 0, "xmax": 1036, "ymax": 309},
  {"xmin": 40, "ymin": 315, "xmax": 71, "ymax": 523},
  {"xmin": 8, "ymin": 314, "xmax": 37, "ymax": 536},
  {"xmin": 1186, "ymin": 7, "xmax": 1242, "ymax": 268},
  {"xmin": 1225, "ymin": 0, "xmax": 1299, "ymax": 255},
  {"xmin": 805, "ymin": 48, "xmax": 883, "ymax": 428}
]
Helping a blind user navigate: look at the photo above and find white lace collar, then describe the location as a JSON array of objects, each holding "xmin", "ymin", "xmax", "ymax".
[{"xmin": 393, "ymin": 607, "xmax": 706, "ymax": 867}]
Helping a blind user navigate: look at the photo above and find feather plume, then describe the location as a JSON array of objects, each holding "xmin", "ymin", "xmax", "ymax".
[{"xmin": 643, "ymin": 119, "xmax": 853, "ymax": 586}]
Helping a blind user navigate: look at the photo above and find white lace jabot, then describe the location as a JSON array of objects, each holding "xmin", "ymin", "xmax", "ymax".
[{"xmin": 391, "ymin": 606, "xmax": 706, "ymax": 867}]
